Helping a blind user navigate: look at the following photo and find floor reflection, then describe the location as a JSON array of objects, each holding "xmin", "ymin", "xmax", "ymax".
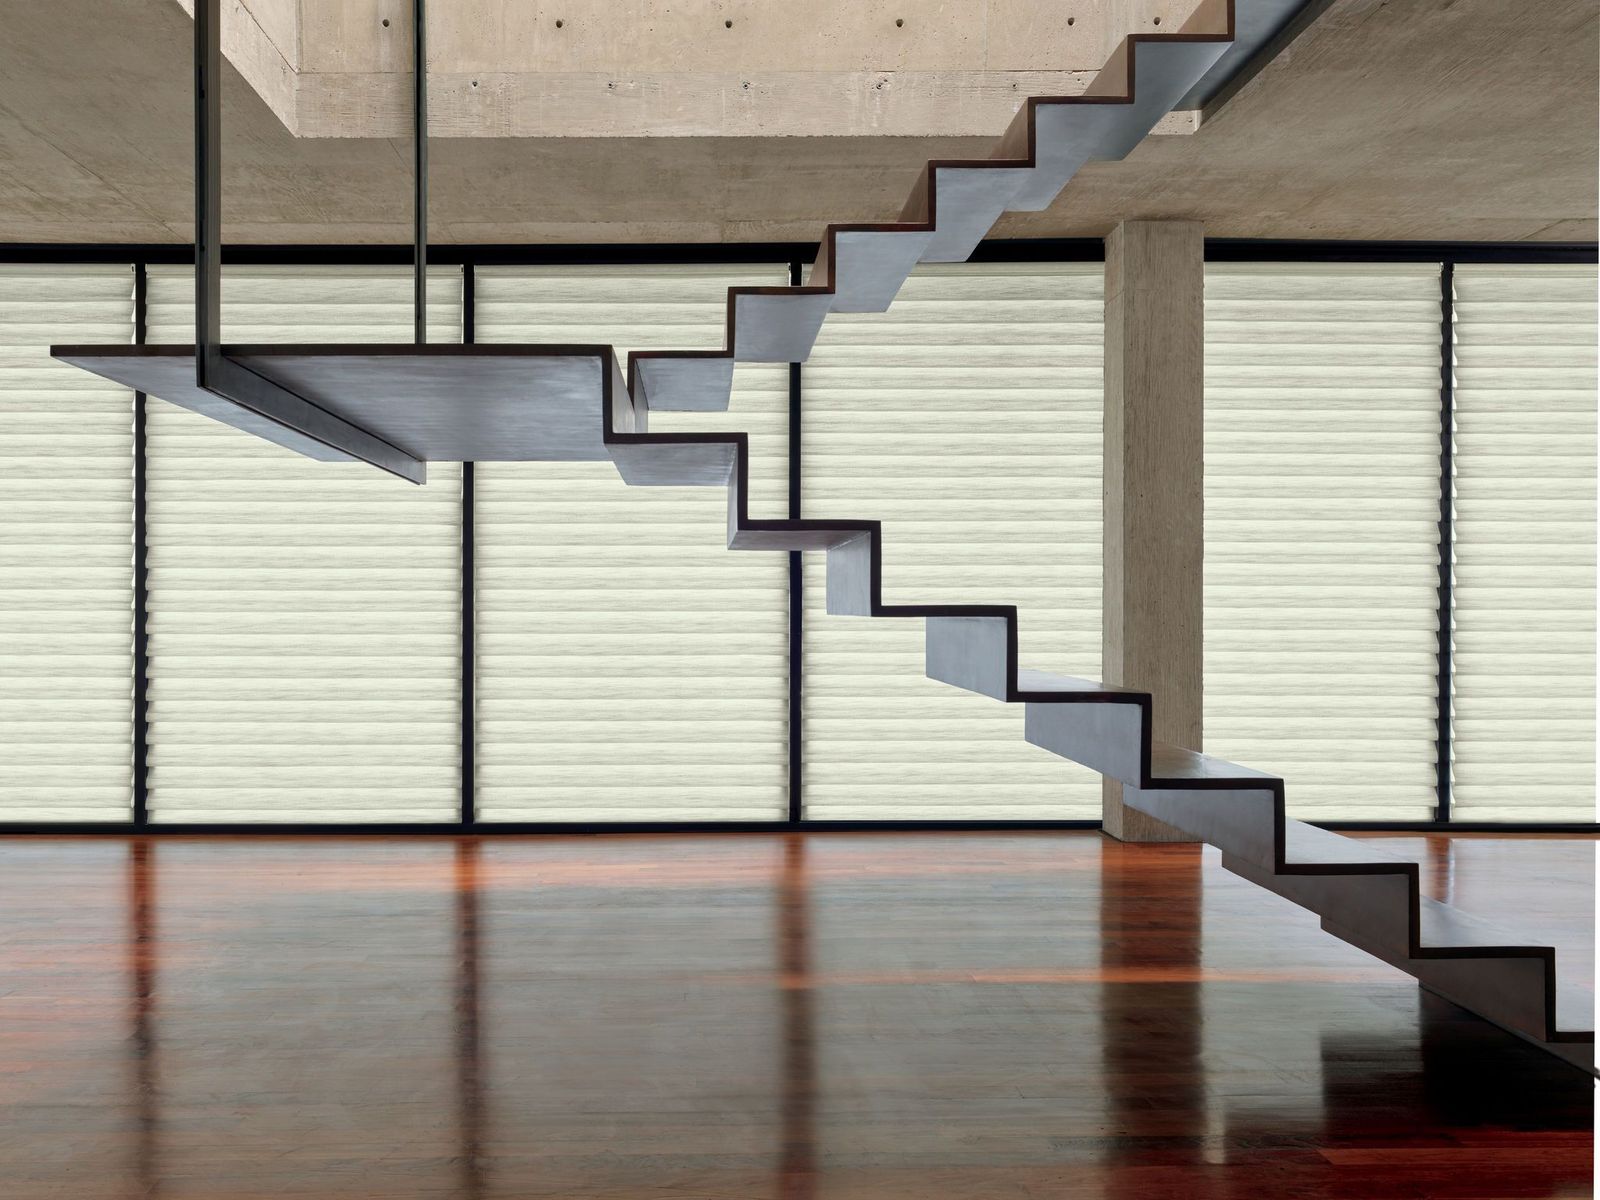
[
  {"xmin": 126, "ymin": 840, "xmax": 158, "ymax": 1198},
  {"xmin": 52, "ymin": 832, "xmax": 1587, "ymax": 1199},
  {"xmin": 1098, "ymin": 838, "xmax": 1212, "ymax": 1198},
  {"xmin": 455, "ymin": 839, "xmax": 484, "ymax": 1200},
  {"xmin": 776, "ymin": 835, "xmax": 815, "ymax": 1200}
]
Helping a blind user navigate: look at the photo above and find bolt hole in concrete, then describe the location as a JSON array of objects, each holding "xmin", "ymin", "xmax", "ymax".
[
  {"xmin": 555, "ymin": 18, "xmax": 564, "ymax": 28},
  {"xmin": 1067, "ymin": 16, "xmax": 1075, "ymax": 25},
  {"xmin": 1153, "ymin": 15, "xmax": 1162, "ymax": 24},
  {"xmin": 381, "ymin": 17, "xmax": 389, "ymax": 27},
  {"xmin": 725, "ymin": 19, "xmax": 733, "ymax": 27},
  {"xmin": 896, "ymin": 17, "xmax": 904, "ymax": 26}
]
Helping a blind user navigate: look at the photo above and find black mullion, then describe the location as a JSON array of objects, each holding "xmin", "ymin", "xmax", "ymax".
[
  {"xmin": 787, "ymin": 261, "xmax": 804, "ymax": 825},
  {"xmin": 461, "ymin": 265, "xmax": 476, "ymax": 825},
  {"xmin": 1435, "ymin": 261, "xmax": 1456, "ymax": 822},
  {"xmin": 412, "ymin": 0, "xmax": 428, "ymax": 345},
  {"xmin": 132, "ymin": 263, "xmax": 150, "ymax": 826}
]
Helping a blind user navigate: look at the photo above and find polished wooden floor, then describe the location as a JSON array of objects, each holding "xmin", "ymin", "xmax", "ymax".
[{"xmin": 0, "ymin": 832, "xmax": 1592, "ymax": 1200}]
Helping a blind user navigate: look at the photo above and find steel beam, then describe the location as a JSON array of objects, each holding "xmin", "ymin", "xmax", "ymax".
[{"xmin": 192, "ymin": 0, "xmax": 426, "ymax": 483}]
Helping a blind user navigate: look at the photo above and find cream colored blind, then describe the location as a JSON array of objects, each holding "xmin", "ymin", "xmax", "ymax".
[
  {"xmin": 0, "ymin": 265, "xmax": 134, "ymax": 821},
  {"xmin": 1204, "ymin": 263, "xmax": 1443, "ymax": 821},
  {"xmin": 144, "ymin": 266, "xmax": 463, "ymax": 823},
  {"xmin": 1451, "ymin": 264, "xmax": 1597, "ymax": 822},
  {"xmin": 801, "ymin": 263, "xmax": 1103, "ymax": 819},
  {"xmin": 473, "ymin": 265, "xmax": 790, "ymax": 822}
]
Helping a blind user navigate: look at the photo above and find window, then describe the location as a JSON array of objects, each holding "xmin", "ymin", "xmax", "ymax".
[
  {"xmin": 143, "ymin": 266, "xmax": 464, "ymax": 823},
  {"xmin": 1450, "ymin": 264, "xmax": 1598, "ymax": 822},
  {"xmin": 800, "ymin": 263, "xmax": 1104, "ymax": 819},
  {"xmin": 0, "ymin": 265, "xmax": 135, "ymax": 821},
  {"xmin": 1203, "ymin": 264, "xmax": 1444, "ymax": 821},
  {"xmin": 473, "ymin": 265, "xmax": 791, "ymax": 822},
  {"xmin": 5, "ymin": 250, "xmax": 1593, "ymax": 829}
]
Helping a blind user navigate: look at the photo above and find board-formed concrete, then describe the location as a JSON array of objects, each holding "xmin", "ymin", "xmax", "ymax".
[
  {"xmin": 0, "ymin": 0, "xmax": 1593, "ymax": 243},
  {"xmin": 1101, "ymin": 220, "xmax": 1205, "ymax": 843}
]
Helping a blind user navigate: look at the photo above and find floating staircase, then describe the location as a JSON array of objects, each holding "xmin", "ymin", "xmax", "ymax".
[{"xmin": 54, "ymin": 0, "xmax": 1594, "ymax": 1073}]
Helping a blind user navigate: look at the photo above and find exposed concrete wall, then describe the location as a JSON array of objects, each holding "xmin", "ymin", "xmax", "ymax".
[{"xmin": 178, "ymin": 0, "xmax": 1206, "ymax": 137}]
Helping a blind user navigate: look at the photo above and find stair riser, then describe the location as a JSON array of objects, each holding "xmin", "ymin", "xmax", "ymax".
[
  {"xmin": 921, "ymin": 168, "xmax": 1029, "ymax": 263},
  {"xmin": 1126, "ymin": 786, "xmax": 1279, "ymax": 869},
  {"xmin": 1223, "ymin": 854, "xmax": 1415, "ymax": 960},
  {"xmin": 825, "ymin": 230, "xmax": 935, "ymax": 312},
  {"xmin": 826, "ymin": 535, "xmax": 875, "ymax": 616},
  {"xmin": 1024, "ymin": 703, "xmax": 1145, "ymax": 786},
  {"xmin": 634, "ymin": 356, "xmax": 734, "ymax": 412},
  {"xmin": 1099, "ymin": 39, "xmax": 1232, "ymax": 159},
  {"xmin": 925, "ymin": 616, "xmax": 1012, "ymax": 699},
  {"xmin": 732, "ymin": 293, "xmax": 833, "ymax": 363},
  {"xmin": 1008, "ymin": 105, "xmax": 1120, "ymax": 210}
]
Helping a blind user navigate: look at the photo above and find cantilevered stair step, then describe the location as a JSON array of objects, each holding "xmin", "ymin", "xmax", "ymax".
[
  {"xmin": 1417, "ymin": 895, "xmax": 1558, "ymax": 957},
  {"xmin": 1092, "ymin": 34, "xmax": 1232, "ymax": 158},
  {"xmin": 730, "ymin": 287, "xmax": 835, "ymax": 363},
  {"xmin": 1025, "ymin": 694, "xmax": 1150, "ymax": 787},
  {"xmin": 1281, "ymin": 820, "xmax": 1411, "ymax": 870},
  {"xmin": 905, "ymin": 161, "xmax": 1031, "ymax": 263},
  {"xmin": 729, "ymin": 522, "xmax": 875, "ymax": 552},
  {"xmin": 1147, "ymin": 742, "xmax": 1280, "ymax": 787},
  {"xmin": 925, "ymin": 615, "xmax": 1014, "ymax": 699},
  {"xmin": 631, "ymin": 352, "xmax": 734, "ymax": 412},
  {"xmin": 1004, "ymin": 101, "xmax": 1135, "ymax": 212},
  {"xmin": 808, "ymin": 224, "xmax": 936, "ymax": 313},
  {"xmin": 1006, "ymin": 41, "xmax": 1228, "ymax": 210},
  {"xmin": 1015, "ymin": 669, "xmax": 1146, "ymax": 699},
  {"xmin": 607, "ymin": 437, "xmax": 738, "ymax": 487}
]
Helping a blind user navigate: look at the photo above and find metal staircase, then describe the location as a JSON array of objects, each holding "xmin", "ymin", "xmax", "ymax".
[{"xmin": 54, "ymin": 0, "xmax": 1594, "ymax": 1073}]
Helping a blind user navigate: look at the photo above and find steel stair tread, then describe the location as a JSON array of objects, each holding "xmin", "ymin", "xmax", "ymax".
[
  {"xmin": 1148, "ymin": 742, "xmax": 1280, "ymax": 786},
  {"xmin": 1281, "ymin": 820, "xmax": 1411, "ymax": 869},
  {"xmin": 1414, "ymin": 897, "xmax": 1591, "ymax": 1038},
  {"xmin": 1417, "ymin": 894, "xmax": 1556, "ymax": 956},
  {"xmin": 1015, "ymin": 669, "xmax": 1146, "ymax": 698}
]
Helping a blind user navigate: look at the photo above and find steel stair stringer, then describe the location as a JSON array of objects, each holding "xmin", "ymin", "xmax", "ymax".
[
  {"xmin": 629, "ymin": 0, "xmax": 1239, "ymax": 411},
  {"xmin": 599, "ymin": 349, "xmax": 1597, "ymax": 1077}
]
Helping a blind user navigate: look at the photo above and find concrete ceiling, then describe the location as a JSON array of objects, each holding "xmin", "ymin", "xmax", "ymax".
[
  {"xmin": 0, "ymin": 0, "xmax": 1593, "ymax": 245},
  {"xmin": 169, "ymin": 0, "xmax": 1200, "ymax": 138}
]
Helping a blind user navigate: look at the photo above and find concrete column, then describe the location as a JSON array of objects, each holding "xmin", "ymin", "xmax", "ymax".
[{"xmin": 1102, "ymin": 219, "xmax": 1205, "ymax": 842}]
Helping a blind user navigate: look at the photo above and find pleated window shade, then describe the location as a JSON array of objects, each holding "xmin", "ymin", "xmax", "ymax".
[
  {"xmin": 800, "ymin": 263, "xmax": 1104, "ymax": 820},
  {"xmin": 1203, "ymin": 263, "xmax": 1444, "ymax": 821},
  {"xmin": 143, "ymin": 266, "xmax": 464, "ymax": 824},
  {"xmin": 0, "ymin": 265, "xmax": 135, "ymax": 821},
  {"xmin": 1450, "ymin": 264, "xmax": 1597, "ymax": 822},
  {"xmin": 472, "ymin": 265, "xmax": 791, "ymax": 822}
]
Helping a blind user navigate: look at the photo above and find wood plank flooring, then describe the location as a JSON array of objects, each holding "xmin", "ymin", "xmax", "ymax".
[{"xmin": 0, "ymin": 832, "xmax": 1591, "ymax": 1199}]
